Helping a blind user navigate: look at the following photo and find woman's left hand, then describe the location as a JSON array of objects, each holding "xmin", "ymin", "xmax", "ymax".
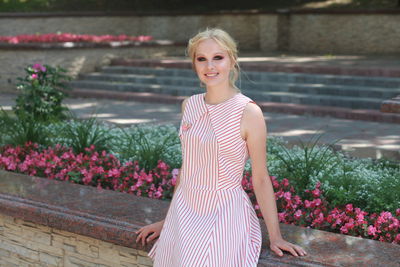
[{"xmin": 270, "ymin": 237, "xmax": 307, "ymax": 257}]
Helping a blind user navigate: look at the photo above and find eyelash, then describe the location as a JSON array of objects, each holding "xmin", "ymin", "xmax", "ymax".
[{"xmin": 196, "ymin": 56, "xmax": 223, "ymax": 61}]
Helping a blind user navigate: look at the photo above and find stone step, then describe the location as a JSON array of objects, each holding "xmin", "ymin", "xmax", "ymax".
[
  {"xmin": 69, "ymin": 89, "xmax": 400, "ymax": 124},
  {"xmin": 101, "ymin": 65, "xmax": 400, "ymax": 89},
  {"xmin": 69, "ymin": 80, "xmax": 383, "ymax": 109},
  {"xmin": 80, "ymin": 72, "xmax": 399, "ymax": 99}
]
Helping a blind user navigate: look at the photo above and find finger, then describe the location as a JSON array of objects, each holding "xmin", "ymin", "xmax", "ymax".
[
  {"xmin": 271, "ymin": 246, "xmax": 283, "ymax": 257},
  {"xmin": 135, "ymin": 232, "xmax": 141, "ymax": 243},
  {"xmin": 146, "ymin": 232, "xmax": 156, "ymax": 242},
  {"xmin": 291, "ymin": 244, "xmax": 306, "ymax": 256},
  {"xmin": 297, "ymin": 246, "xmax": 307, "ymax": 256},
  {"xmin": 286, "ymin": 245, "xmax": 298, "ymax": 257},
  {"xmin": 141, "ymin": 231, "xmax": 148, "ymax": 246}
]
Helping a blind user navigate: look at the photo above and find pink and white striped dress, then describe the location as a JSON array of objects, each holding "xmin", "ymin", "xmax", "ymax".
[{"xmin": 148, "ymin": 92, "xmax": 262, "ymax": 266}]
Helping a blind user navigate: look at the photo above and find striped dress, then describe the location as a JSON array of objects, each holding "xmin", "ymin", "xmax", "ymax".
[{"xmin": 148, "ymin": 92, "xmax": 262, "ymax": 266}]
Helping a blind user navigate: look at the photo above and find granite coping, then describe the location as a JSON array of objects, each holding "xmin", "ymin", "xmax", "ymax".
[
  {"xmin": 0, "ymin": 9, "xmax": 399, "ymax": 18},
  {"xmin": 0, "ymin": 40, "xmax": 186, "ymax": 50},
  {"xmin": 0, "ymin": 170, "xmax": 399, "ymax": 266},
  {"xmin": 381, "ymin": 95, "xmax": 400, "ymax": 114}
]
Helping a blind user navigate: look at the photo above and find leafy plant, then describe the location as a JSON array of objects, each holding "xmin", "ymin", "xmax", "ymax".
[
  {"xmin": 118, "ymin": 125, "xmax": 179, "ymax": 171},
  {"xmin": 61, "ymin": 117, "xmax": 113, "ymax": 154},
  {"xmin": 272, "ymin": 132, "xmax": 343, "ymax": 196},
  {"xmin": 0, "ymin": 109, "xmax": 49, "ymax": 146},
  {"xmin": 13, "ymin": 63, "xmax": 71, "ymax": 122}
]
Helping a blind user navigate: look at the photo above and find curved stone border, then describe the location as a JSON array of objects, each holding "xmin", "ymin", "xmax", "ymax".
[
  {"xmin": 0, "ymin": 40, "xmax": 185, "ymax": 50},
  {"xmin": 0, "ymin": 170, "xmax": 399, "ymax": 266},
  {"xmin": 0, "ymin": 9, "xmax": 399, "ymax": 18}
]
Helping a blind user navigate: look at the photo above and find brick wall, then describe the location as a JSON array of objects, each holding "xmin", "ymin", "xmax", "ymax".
[{"xmin": 0, "ymin": 213, "xmax": 153, "ymax": 267}]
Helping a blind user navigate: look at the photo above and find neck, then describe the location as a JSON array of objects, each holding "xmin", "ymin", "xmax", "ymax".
[{"xmin": 204, "ymin": 86, "xmax": 238, "ymax": 105}]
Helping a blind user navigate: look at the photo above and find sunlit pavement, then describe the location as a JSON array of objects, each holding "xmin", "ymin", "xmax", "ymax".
[{"xmin": 1, "ymin": 93, "xmax": 399, "ymax": 161}]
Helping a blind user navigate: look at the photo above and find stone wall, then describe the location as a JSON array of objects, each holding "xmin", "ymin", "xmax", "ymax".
[
  {"xmin": 1, "ymin": 11, "xmax": 399, "ymax": 54},
  {"xmin": 0, "ymin": 44, "xmax": 183, "ymax": 93},
  {"xmin": 289, "ymin": 14, "xmax": 400, "ymax": 54},
  {"xmin": 0, "ymin": 14, "xmax": 274, "ymax": 52},
  {"xmin": 0, "ymin": 213, "xmax": 151, "ymax": 267},
  {"xmin": 1, "ymin": 170, "xmax": 399, "ymax": 267}
]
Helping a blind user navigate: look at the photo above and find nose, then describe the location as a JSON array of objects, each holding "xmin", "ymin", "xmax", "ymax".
[{"xmin": 206, "ymin": 60, "xmax": 215, "ymax": 70}]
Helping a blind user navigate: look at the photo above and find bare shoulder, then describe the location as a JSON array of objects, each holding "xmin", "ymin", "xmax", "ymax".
[
  {"xmin": 181, "ymin": 97, "xmax": 190, "ymax": 114},
  {"xmin": 241, "ymin": 101, "xmax": 267, "ymax": 141},
  {"xmin": 242, "ymin": 101, "xmax": 264, "ymax": 123}
]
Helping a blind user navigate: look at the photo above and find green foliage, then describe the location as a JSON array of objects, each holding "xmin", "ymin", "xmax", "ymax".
[
  {"xmin": 319, "ymin": 157, "xmax": 400, "ymax": 214},
  {"xmin": 271, "ymin": 133, "xmax": 342, "ymax": 197},
  {"xmin": 0, "ymin": 109, "xmax": 49, "ymax": 146},
  {"xmin": 13, "ymin": 63, "xmax": 71, "ymax": 123},
  {"xmin": 60, "ymin": 117, "xmax": 113, "ymax": 154},
  {"xmin": 117, "ymin": 124, "xmax": 180, "ymax": 171}
]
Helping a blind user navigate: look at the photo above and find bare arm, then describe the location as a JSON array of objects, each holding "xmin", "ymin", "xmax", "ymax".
[{"xmin": 242, "ymin": 102, "xmax": 307, "ymax": 257}]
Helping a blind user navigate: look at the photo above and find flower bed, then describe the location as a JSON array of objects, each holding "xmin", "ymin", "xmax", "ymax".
[
  {"xmin": 0, "ymin": 142, "xmax": 399, "ymax": 245},
  {"xmin": 0, "ymin": 33, "xmax": 152, "ymax": 44}
]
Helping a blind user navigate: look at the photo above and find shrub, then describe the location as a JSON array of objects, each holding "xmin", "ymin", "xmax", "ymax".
[{"xmin": 13, "ymin": 63, "xmax": 71, "ymax": 122}]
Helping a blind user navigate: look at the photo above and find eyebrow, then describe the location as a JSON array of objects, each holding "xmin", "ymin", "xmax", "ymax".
[{"xmin": 196, "ymin": 52, "xmax": 225, "ymax": 56}]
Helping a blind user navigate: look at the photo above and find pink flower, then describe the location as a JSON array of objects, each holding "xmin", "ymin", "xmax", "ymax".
[
  {"xmin": 395, "ymin": 234, "xmax": 400, "ymax": 244},
  {"xmin": 32, "ymin": 63, "xmax": 46, "ymax": 73},
  {"xmin": 278, "ymin": 212, "xmax": 286, "ymax": 223},
  {"xmin": 312, "ymin": 188, "xmax": 321, "ymax": 198},
  {"xmin": 304, "ymin": 200, "xmax": 311, "ymax": 208},
  {"xmin": 294, "ymin": 210, "xmax": 302, "ymax": 219},
  {"xmin": 313, "ymin": 198, "xmax": 322, "ymax": 207},
  {"xmin": 340, "ymin": 225, "xmax": 349, "ymax": 234},
  {"xmin": 368, "ymin": 225, "xmax": 377, "ymax": 236},
  {"xmin": 108, "ymin": 168, "xmax": 121, "ymax": 178},
  {"xmin": 345, "ymin": 204, "xmax": 353, "ymax": 213},
  {"xmin": 356, "ymin": 213, "xmax": 366, "ymax": 224},
  {"xmin": 145, "ymin": 173, "xmax": 153, "ymax": 183},
  {"xmin": 283, "ymin": 191, "xmax": 291, "ymax": 201},
  {"xmin": 31, "ymin": 73, "xmax": 38, "ymax": 79}
]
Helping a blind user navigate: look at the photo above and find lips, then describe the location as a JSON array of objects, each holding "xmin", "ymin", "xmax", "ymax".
[{"xmin": 205, "ymin": 73, "xmax": 219, "ymax": 77}]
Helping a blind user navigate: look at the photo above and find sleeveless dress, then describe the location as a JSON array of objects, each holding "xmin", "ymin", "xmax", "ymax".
[{"xmin": 148, "ymin": 92, "xmax": 262, "ymax": 267}]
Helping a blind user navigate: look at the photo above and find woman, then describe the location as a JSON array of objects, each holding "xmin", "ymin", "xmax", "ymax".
[{"xmin": 135, "ymin": 28, "xmax": 307, "ymax": 266}]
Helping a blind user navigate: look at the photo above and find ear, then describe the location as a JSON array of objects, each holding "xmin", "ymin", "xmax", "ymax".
[{"xmin": 230, "ymin": 58, "xmax": 237, "ymax": 70}]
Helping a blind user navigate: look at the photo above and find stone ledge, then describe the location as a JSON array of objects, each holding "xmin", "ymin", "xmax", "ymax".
[
  {"xmin": 0, "ymin": 40, "xmax": 185, "ymax": 50},
  {"xmin": 69, "ymin": 89, "xmax": 400, "ymax": 124},
  {"xmin": 0, "ymin": 170, "xmax": 399, "ymax": 266},
  {"xmin": 381, "ymin": 95, "xmax": 400, "ymax": 113},
  {"xmin": 0, "ymin": 9, "xmax": 399, "ymax": 18}
]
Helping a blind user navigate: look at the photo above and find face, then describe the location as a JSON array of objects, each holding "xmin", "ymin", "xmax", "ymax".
[{"xmin": 193, "ymin": 38, "xmax": 233, "ymax": 89}]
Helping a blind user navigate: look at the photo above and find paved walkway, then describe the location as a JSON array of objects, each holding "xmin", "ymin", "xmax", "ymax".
[{"xmin": 1, "ymin": 93, "xmax": 399, "ymax": 161}]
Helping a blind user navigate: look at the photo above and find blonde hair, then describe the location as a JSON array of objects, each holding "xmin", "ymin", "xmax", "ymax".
[{"xmin": 186, "ymin": 28, "xmax": 241, "ymax": 92}]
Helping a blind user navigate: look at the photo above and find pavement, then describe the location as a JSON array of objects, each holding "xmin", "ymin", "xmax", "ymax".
[{"xmin": 1, "ymin": 93, "xmax": 399, "ymax": 161}]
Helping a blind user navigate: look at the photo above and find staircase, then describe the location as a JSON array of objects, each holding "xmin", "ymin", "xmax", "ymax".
[{"xmin": 69, "ymin": 60, "xmax": 400, "ymax": 123}]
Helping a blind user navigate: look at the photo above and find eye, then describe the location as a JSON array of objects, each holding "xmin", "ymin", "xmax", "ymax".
[
  {"xmin": 196, "ymin": 57, "xmax": 206, "ymax": 61},
  {"xmin": 214, "ymin": 56, "xmax": 223, "ymax": 60}
]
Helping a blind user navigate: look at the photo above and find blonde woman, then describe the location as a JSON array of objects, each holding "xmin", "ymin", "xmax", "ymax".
[{"xmin": 135, "ymin": 28, "xmax": 307, "ymax": 266}]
